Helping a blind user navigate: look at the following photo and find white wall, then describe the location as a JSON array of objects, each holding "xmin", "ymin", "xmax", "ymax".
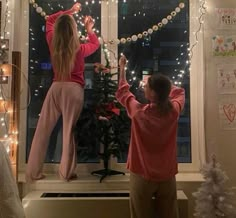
[{"xmin": 204, "ymin": 0, "xmax": 236, "ymax": 187}]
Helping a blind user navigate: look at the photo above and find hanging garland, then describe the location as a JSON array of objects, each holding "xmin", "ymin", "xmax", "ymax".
[{"xmin": 29, "ymin": 0, "xmax": 185, "ymax": 44}]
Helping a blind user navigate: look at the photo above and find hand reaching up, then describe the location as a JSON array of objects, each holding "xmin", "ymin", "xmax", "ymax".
[
  {"xmin": 84, "ymin": 16, "xmax": 95, "ymax": 34},
  {"xmin": 71, "ymin": 3, "xmax": 81, "ymax": 14},
  {"xmin": 119, "ymin": 55, "xmax": 127, "ymax": 71},
  {"xmin": 119, "ymin": 55, "xmax": 127, "ymax": 81}
]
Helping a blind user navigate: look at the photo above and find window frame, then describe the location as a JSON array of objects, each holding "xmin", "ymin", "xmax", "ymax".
[{"xmin": 16, "ymin": 0, "xmax": 205, "ymax": 174}]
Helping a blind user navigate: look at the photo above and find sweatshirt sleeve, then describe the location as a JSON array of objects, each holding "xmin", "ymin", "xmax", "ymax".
[
  {"xmin": 115, "ymin": 79, "xmax": 141, "ymax": 118},
  {"xmin": 80, "ymin": 33, "xmax": 100, "ymax": 57},
  {"xmin": 46, "ymin": 11, "xmax": 64, "ymax": 45},
  {"xmin": 169, "ymin": 85, "xmax": 185, "ymax": 115}
]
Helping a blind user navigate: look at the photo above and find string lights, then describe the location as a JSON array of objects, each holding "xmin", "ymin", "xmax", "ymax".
[
  {"xmin": 29, "ymin": 0, "xmax": 185, "ymax": 44},
  {"xmin": 28, "ymin": 0, "xmax": 206, "ymax": 89},
  {"xmin": 0, "ymin": 0, "xmax": 13, "ymax": 154},
  {"xmin": 173, "ymin": 0, "xmax": 206, "ymax": 86}
]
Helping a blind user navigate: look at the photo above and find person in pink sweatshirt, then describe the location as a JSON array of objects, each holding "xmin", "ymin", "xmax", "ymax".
[
  {"xmin": 26, "ymin": 3, "xmax": 100, "ymax": 182},
  {"xmin": 116, "ymin": 56, "xmax": 185, "ymax": 218}
]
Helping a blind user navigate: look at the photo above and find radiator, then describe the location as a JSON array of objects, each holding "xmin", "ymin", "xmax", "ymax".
[{"xmin": 22, "ymin": 190, "xmax": 188, "ymax": 218}]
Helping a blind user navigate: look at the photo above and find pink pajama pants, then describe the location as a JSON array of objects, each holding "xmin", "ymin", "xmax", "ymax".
[{"xmin": 26, "ymin": 82, "xmax": 84, "ymax": 182}]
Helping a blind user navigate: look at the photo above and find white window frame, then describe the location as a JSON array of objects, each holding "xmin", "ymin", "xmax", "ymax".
[{"xmin": 15, "ymin": 0, "xmax": 205, "ymax": 175}]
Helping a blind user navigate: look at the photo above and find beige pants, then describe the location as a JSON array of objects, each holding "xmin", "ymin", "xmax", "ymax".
[
  {"xmin": 26, "ymin": 82, "xmax": 84, "ymax": 182},
  {"xmin": 130, "ymin": 172, "xmax": 178, "ymax": 218}
]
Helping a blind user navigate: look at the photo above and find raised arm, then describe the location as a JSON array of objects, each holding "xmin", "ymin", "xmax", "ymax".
[
  {"xmin": 46, "ymin": 3, "xmax": 81, "ymax": 45},
  {"xmin": 169, "ymin": 85, "xmax": 185, "ymax": 114},
  {"xmin": 80, "ymin": 16, "xmax": 100, "ymax": 57},
  {"xmin": 115, "ymin": 56, "xmax": 141, "ymax": 118}
]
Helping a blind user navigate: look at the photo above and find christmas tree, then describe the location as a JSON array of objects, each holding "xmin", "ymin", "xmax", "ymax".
[
  {"xmin": 90, "ymin": 41, "xmax": 129, "ymax": 182},
  {"xmin": 75, "ymin": 40, "xmax": 130, "ymax": 182},
  {"xmin": 193, "ymin": 155, "xmax": 236, "ymax": 218}
]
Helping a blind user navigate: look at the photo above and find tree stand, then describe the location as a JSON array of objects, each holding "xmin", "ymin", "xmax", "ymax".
[
  {"xmin": 91, "ymin": 121, "xmax": 125, "ymax": 183},
  {"xmin": 91, "ymin": 159, "xmax": 125, "ymax": 183}
]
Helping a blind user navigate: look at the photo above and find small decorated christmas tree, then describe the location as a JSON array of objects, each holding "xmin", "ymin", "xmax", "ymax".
[
  {"xmin": 193, "ymin": 155, "xmax": 236, "ymax": 218},
  {"xmin": 76, "ymin": 39, "xmax": 130, "ymax": 182}
]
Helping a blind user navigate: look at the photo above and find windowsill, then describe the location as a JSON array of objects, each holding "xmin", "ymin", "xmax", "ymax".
[{"xmin": 18, "ymin": 172, "xmax": 204, "ymax": 184}]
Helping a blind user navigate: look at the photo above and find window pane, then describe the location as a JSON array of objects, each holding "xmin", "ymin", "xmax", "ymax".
[
  {"xmin": 27, "ymin": 0, "xmax": 101, "ymax": 163},
  {"xmin": 27, "ymin": 0, "xmax": 191, "ymax": 165},
  {"xmin": 118, "ymin": 0, "xmax": 191, "ymax": 163}
]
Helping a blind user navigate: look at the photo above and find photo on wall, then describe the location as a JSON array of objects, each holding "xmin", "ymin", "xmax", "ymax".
[
  {"xmin": 217, "ymin": 65, "xmax": 236, "ymax": 94},
  {"xmin": 215, "ymin": 8, "xmax": 236, "ymax": 29},
  {"xmin": 219, "ymin": 96, "xmax": 236, "ymax": 130},
  {"xmin": 212, "ymin": 35, "xmax": 236, "ymax": 56}
]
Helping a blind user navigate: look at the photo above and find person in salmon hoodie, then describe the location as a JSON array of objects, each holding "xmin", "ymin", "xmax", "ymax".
[
  {"xmin": 116, "ymin": 55, "xmax": 185, "ymax": 218},
  {"xmin": 26, "ymin": 3, "xmax": 100, "ymax": 182}
]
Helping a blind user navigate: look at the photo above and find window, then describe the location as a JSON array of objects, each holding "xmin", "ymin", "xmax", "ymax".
[
  {"xmin": 117, "ymin": 0, "xmax": 190, "ymax": 163},
  {"xmin": 19, "ymin": 0, "xmax": 205, "ymax": 173}
]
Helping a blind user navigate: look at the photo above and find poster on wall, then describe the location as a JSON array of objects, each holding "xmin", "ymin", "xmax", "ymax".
[
  {"xmin": 217, "ymin": 65, "xmax": 236, "ymax": 94},
  {"xmin": 212, "ymin": 35, "xmax": 236, "ymax": 56},
  {"xmin": 215, "ymin": 8, "xmax": 236, "ymax": 29},
  {"xmin": 219, "ymin": 96, "xmax": 236, "ymax": 130}
]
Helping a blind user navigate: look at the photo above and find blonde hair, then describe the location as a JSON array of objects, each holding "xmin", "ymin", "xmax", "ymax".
[{"xmin": 51, "ymin": 14, "xmax": 80, "ymax": 80}]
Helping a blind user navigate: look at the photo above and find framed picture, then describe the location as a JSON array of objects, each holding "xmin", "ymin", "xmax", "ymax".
[
  {"xmin": 215, "ymin": 8, "xmax": 236, "ymax": 29},
  {"xmin": 212, "ymin": 35, "xmax": 236, "ymax": 56}
]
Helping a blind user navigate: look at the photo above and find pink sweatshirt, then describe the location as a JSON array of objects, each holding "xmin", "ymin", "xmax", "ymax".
[
  {"xmin": 46, "ymin": 11, "xmax": 100, "ymax": 87},
  {"xmin": 115, "ymin": 80, "xmax": 185, "ymax": 182}
]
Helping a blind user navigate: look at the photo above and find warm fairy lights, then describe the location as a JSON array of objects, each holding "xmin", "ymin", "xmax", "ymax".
[
  {"xmin": 28, "ymin": 0, "xmax": 206, "ymax": 91},
  {"xmin": 29, "ymin": 0, "xmax": 185, "ymax": 44},
  {"xmin": 0, "ymin": 0, "xmax": 19, "ymax": 156}
]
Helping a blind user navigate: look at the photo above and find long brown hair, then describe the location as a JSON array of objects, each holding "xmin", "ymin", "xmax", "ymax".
[
  {"xmin": 51, "ymin": 14, "xmax": 80, "ymax": 80},
  {"xmin": 148, "ymin": 74, "xmax": 173, "ymax": 116}
]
